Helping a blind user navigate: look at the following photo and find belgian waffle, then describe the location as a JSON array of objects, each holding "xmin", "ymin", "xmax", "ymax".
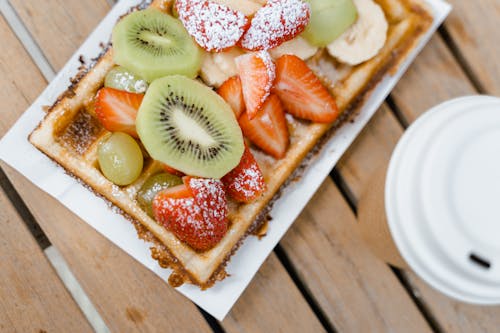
[{"xmin": 29, "ymin": 0, "xmax": 432, "ymax": 288}]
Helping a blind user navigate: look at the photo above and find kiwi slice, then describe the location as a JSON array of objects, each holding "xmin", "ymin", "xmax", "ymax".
[
  {"xmin": 112, "ymin": 8, "xmax": 201, "ymax": 82},
  {"xmin": 136, "ymin": 75, "xmax": 244, "ymax": 179}
]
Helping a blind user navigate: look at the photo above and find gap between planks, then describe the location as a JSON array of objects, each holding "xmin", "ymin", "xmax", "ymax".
[
  {"xmin": 0, "ymin": 2, "xmax": 110, "ymax": 331},
  {"xmin": 1, "ymin": 2, "xmax": 325, "ymax": 330}
]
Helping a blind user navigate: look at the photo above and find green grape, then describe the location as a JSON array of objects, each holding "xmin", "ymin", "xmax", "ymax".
[
  {"xmin": 301, "ymin": 0, "xmax": 358, "ymax": 47},
  {"xmin": 98, "ymin": 132, "xmax": 144, "ymax": 186},
  {"xmin": 137, "ymin": 172, "xmax": 183, "ymax": 217},
  {"xmin": 104, "ymin": 66, "xmax": 149, "ymax": 93}
]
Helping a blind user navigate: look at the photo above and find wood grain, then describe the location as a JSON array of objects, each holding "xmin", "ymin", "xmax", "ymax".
[
  {"xmin": 281, "ymin": 179, "xmax": 432, "ymax": 332},
  {"xmin": 0, "ymin": 179, "xmax": 93, "ymax": 332},
  {"xmin": 9, "ymin": 0, "xmax": 110, "ymax": 71},
  {"xmin": 338, "ymin": 34, "xmax": 500, "ymax": 332},
  {"xmin": 445, "ymin": 0, "xmax": 500, "ymax": 94},
  {"xmin": 223, "ymin": 254, "xmax": 325, "ymax": 332},
  {"xmin": 8, "ymin": 1, "xmax": 325, "ymax": 329},
  {"xmin": 0, "ymin": 11, "xmax": 212, "ymax": 333}
]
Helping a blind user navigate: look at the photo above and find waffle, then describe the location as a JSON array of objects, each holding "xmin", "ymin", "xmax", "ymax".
[{"xmin": 29, "ymin": 0, "xmax": 432, "ymax": 288}]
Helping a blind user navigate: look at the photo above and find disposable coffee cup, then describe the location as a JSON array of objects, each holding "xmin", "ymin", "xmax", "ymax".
[{"xmin": 358, "ymin": 95, "xmax": 500, "ymax": 305}]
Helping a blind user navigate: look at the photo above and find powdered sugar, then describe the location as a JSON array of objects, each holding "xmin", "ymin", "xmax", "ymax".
[
  {"xmin": 256, "ymin": 51, "xmax": 276, "ymax": 101},
  {"xmin": 176, "ymin": 0, "xmax": 249, "ymax": 52},
  {"xmin": 240, "ymin": 0, "xmax": 310, "ymax": 51}
]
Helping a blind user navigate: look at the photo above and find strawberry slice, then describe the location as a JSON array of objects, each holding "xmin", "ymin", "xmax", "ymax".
[
  {"xmin": 175, "ymin": 0, "xmax": 249, "ymax": 52},
  {"xmin": 217, "ymin": 76, "xmax": 245, "ymax": 119},
  {"xmin": 153, "ymin": 178, "xmax": 228, "ymax": 251},
  {"xmin": 162, "ymin": 163, "xmax": 185, "ymax": 177},
  {"xmin": 239, "ymin": 94, "xmax": 289, "ymax": 159},
  {"xmin": 235, "ymin": 51, "xmax": 275, "ymax": 119},
  {"xmin": 95, "ymin": 87, "xmax": 143, "ymax": 137},
  {"xmin": 239, "ymin": 0, "xmax": 310, "ymax": 51},
  {"xmin": 222, "ymin": 146, "xmax": 266, "ymax": 202},
  {"xmin": 274, "ymin": 54, "xmax": 339, "ymax": 123},
  {"xmin": 183, "ymin": 177, "xmax": 228, "ymax": 225}
]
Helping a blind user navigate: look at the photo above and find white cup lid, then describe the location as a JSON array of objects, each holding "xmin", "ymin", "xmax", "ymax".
[{"xmin": 386, "ymin": 95, "xmax": 500, "ymax": 304}]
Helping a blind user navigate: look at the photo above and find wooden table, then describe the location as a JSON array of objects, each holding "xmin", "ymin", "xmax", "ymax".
[{"xmin": 0, "ymin": 0, "xmax": 498, "ymax": 331}]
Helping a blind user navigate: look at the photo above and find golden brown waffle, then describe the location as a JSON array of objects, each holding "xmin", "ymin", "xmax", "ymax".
[{"xmin": 29, "ymin": 0, "xmax": 432, "ymax": 288}]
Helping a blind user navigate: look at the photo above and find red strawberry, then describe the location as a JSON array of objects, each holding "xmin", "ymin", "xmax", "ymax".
[
  {"xmin": 235, "ymin": 51, "xmax": 275, "ymax": 119},
  {"xmin": 153, "ymin": 177, "xmax": 228, "ymax": 251},
  {"xmin": 95, "ymin": 87, "xmax": 144, "ymax": 137},
  {"xmin": 239, "ymin": 94, "xmax": 289, "ymax": 159},
  {"xmin": 183, "ymin": 177, "xmax": 228, "ymax": 225},
  {"xmin": 274, "ymin": 55, "xmax": 339, "ymax": 123},
  {"xmin": 239, "ymin": 0, "xmax": 310, "ymax": 51},
  {"xmin": 175, "ymin": 0, "xmax": 249, "ymax": 52},
  {"xmin": 157, "ymin": 184, "xmax": 192, "ymax": 199},
  {"xmin": 222, "ymin": 147, "xmax": 266, "ymax": 202},
  {"xmin": 217, "ymin": 76, "xmax": 245, "ymax": 119},
  {"xmin": 162, "ymin": 164, "xmax": 185, "ymax": 177}
]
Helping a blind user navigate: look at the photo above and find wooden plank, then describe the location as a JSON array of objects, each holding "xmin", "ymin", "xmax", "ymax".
[
  {"xmin": 0, "ymin": 181, "xmax": 93, "ymax": 332},
  {"xmin": 445, "ymin": 0, "xmax": 500, "ymax": 94},
  {"xmin": 0, "ymin": 14, "xmax": 212, "ymax": 333},
  {"xmin": 281, "ymin": 179, "xmax": 432, "ymax": 332},
  {"xmin": 9, "ymin": 0, "xmax": 110, "ymax": 71},
  {"xmin": 337, "ymin": 34, "xmax": 500, "ymax": 332},
  {"xmin": 8, "ymin": 1, "xmax": 325, "ymax": 328},
  {"xmin": 223, "ymin": 254, "xmax": 326, "ymax": 332},
  {"xmin": 391, "ymin": 34, "xmax": 475, "ymax": 123}
]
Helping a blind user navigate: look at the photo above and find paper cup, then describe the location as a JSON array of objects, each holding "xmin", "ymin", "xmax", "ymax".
[{"xmin": 359, "ymin": 96, "xmax": 500, "ymax": 305}]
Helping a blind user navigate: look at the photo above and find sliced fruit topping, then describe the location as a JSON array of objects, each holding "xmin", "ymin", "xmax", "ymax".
[
  {"xmin": 137, "ymin": 172, "xmax": 183, "ymax": 217},
  {"xmin": 104, "ymin": 66, "xmax": 148, "ymax": 93},
  {"xmin": 269, "ymin": 36, "xmax": 319, "ymax": 61},
  {"xmin": 239, "ymin": 0, "xmax": 310, "ymax": 51},
  {"xmin": 175, "ymin": 0, "xmax": 249, "ymax": 52},
  {"xmin": 239, "ymin": 94, "xmax": 289, "ymax": 159},
  {"xmin": 274, "ymin": 54, "xmax": 339, "ymax": 123},
  {"xmin": 301, "ymin": 0, "xmax": 358, "ymax": 47},
  {"xmin": 326, "ymin": 0, "xmax": 388, "ymax": 66},
  {"xmin": 95, "ymin": 87, "xmax": 144, "ymax": 138},
  {"xmin": 136, "ymin": 75, "xmax": 244, "ymax": 179},
  {"xmin": 162, "ymin": 164, "xmax": 185, "ymax": 177},
  {"xmin": 153, "ymin": 177, "xmax": 228, "ymax": 251},
  {"xmin": 217, "ymin": 76, "xmax": 245, "ymax": 119},
  {"xmin": 98, "ymin": 132, "xmax": 144, "ymax": 186},
  {"xmin": 222, "ymin": 147, "xmax": 266, "ymax": 202},
  {"xmin": 235, "ymin": 51, "xmax": 275, "ymax": 119},
  {"xmin": 112, "ymin": 8, "xmax": 201, "ymax": 82},
  {"xmin": 184, "ymin": 177, "xmax": 228, "ymax": 225},
  {"xmin": 211, "ymin": 0, "xmax": 263, "ymax": 15}
]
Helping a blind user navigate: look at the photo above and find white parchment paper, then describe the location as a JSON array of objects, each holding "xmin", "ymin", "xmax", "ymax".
[{"xmin": 0, "ymin": 0, "xmax": 451, "ymax": 320}]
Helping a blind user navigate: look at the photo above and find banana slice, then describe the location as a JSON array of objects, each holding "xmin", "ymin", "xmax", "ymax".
[
  {"xmin": 213, "ymin": 48, "xmax": 244, "ymax": 78},
  {"xmin": 326, "ymin": 0, "xmax": 388, "ymax": 66},
  {"xmin": 199, "ymin": 52, "xmax": 229, "ymax": 88},
  {"xmin": 269, "ymin": 36, "xmax": 319, "ymax": 61},
  {"xmin": 211, "ymin": 0, "xmax": 263, "ymax": 15}
]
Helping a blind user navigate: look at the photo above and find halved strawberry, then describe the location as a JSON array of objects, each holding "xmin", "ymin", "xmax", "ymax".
[
  {"xmin": 217, "ymin": 76, "xmax": 245, "ymax": 119},
  {"xmin": 222, "ymin": 147, "xmax": 266, "ymax": 202},
  {"xmin": 162, "ymin": 164, "xmax": 185, "ymax": 177},
  {"xmin": 235, "ymin": 51, "xmax": 275, "ymax": 119},
  {"xmin": 183, "ymin": 177, "xmax": 228, "ymax": 225},
  {"xmin": 274, "ymin": 54, "xmax": 339, "ymax": 123},
  {"xmin": 239, "ymin": 94, "xmax": 289, "ymax": 159},
  {"xmin": 95, "ymin": 87, "xmax": 144, "ymax": 137},
  {"xmin": 175, "ymin": 0, "xmax": 249, "ymax": 52},
  {"xmin": 153, "ymin": 177, "xmax": 228, "ymax": 251},
  {"xmin": 157, "ymin": 184, "xmax": 192, "ymax": 199},
  {"xmin": 239, "ymin": 0, "xmax": 310, "ymax": 51}
]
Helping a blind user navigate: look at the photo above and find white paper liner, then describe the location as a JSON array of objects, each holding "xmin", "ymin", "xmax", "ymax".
[{"xmin": 0, "ymin": 0, "xmax": 451, "ymax": 320}]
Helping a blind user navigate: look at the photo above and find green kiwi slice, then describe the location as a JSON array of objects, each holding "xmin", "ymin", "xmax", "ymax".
[
  {"xmin": 136, "ymin": 75, "xmax": 245, "ymax": 179},
  {"xmin": 112, "ymin": 8, "xmax": 201, "ymax": 82}
]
